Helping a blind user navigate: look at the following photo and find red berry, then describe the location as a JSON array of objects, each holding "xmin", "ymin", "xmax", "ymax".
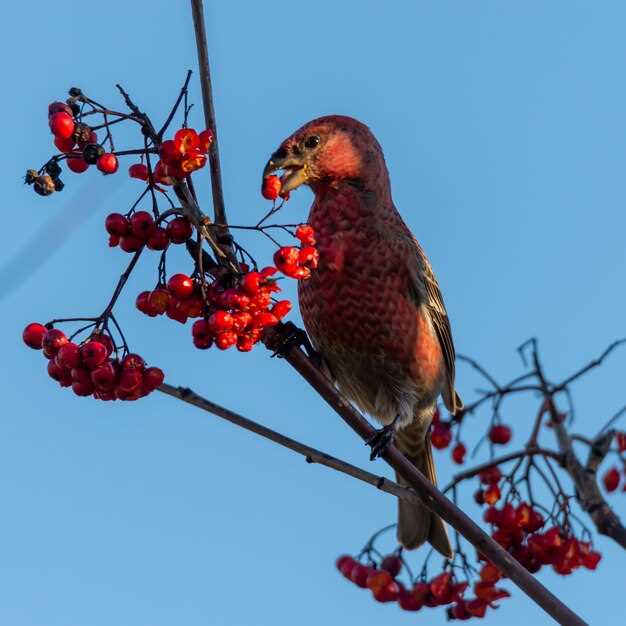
[
  {"xmin": 483, "ymin": 485, "xmax": 501, "ymax": 505},
  {"xmin": 22, "ymin": 322, "xmax": 47, "ymax": 349},
  {"xmin": 72, "ymin": 380, "xmax": 95, "ymax": 397},
  {"xmin": 67, "ymin": 157, "xmax": 89, "ymax": 173},
  {"xmin": 215, "ymin": 331, "xmax": 237, "ymax": 350},
  {"xmin": 473, "ymin": 489, "xmax": 485, "ymax": 505},
  {"xmin": 119, "ymin": 235, "xmax": 144, "ymax": 253},
  {"xmin": 372, "ymin": 581, "xmax": 401, "ymax": 603},
  {"xmin": 232, "ymin": 312, "xmax": 253, "ymax": 333},
  {"xmin": 136, "ymin": 291, "xmax": 157, "ymax": 316},
  {"xmin": 122, "ymin": 353, "xmax": 145, "ymax": 370},
  {"xmin": 192, "ymin": 319, "xmax": 213, "ymax": 339},
  {"xmin": 295, "ymin": 224, "xmax": 316, "ymax": 245},
  {"xmin": 380, "ymin": 554, "xmax": 402, "ymax": 577},
  {"xmin": 262, "ymin": 175, "xmax": 282, "ymax": 200},
  {"xmin": 167, "ymin": 274, "xmax": 194, "ymax": 300},
  {"xmin": 273, "ymin": 246, "xmax": 300, "ymax": 270},
  {"xmin": 366, "ymin": 569, "xmax": 393, "ymax": 592},
  {"xmin": 174, "ymin": 128, "xmax": 199, "ymax": 154},
  {"xmin": 479, "ymin": 466, "xmax": 502, "ymax": 485},
  {"xmin": 616, "ymin": 432, "xmax": 626, "ymax": 453},
  {"xmin": 117, "ymin": 368, "xmax": 143, "ymax": 393},
  {"xmin": 603, "ymin": 467, "xmax": 620, "ymax": 492},
  {"xmin": 48, "ymin": 101, "xmax": 73, "ymax": 117},
  {"xmin": 349, "ymin": 563, "xmax": 371, "ymax": 588},
  {"xmin": 91, "ymin": 361, "xmax": 117, "ymax": 390},
  {"xmin": 236, "ymin": 334, "xmax": 255, "ymax": 352},
  {"xmin": 431, "ymin": 422, "xmax": 452, "ymax": 449},
  {"xmin": 199, "ymin": 129, "xmax": 213, "ymax": 152},
  {"xmin": 56, "ymin": 342, "xmax": 81, "ymax": 369},
  {"xmin": 489, "ymin": 424, "xmax": 512, "ymax": 445},
  {"xmin": 167, "ymin": 217, "xmax": 193, "ymax": 243},
  {"xmin": 271, "ymin": 300, "xmax": 292, "ymax": 320},
  {"xmin": 193, "ymin": 335, "xmax": 213, "ymax": 350},
  {"xmin": 143, "ymin": 367, "xmax": 164, "ymax": 391},
  {"xmin": 42, "ymin": 329, "xmax": 68, "ymax": 356},
  {"xmin": 49, "ymin": 112, "xmax": 75, "ymax": 139},
  {"xmin": 251, "ymin": 311, "xmax": 279, "ymax": 329},
  {"xmin": 129, "ymin": 163, "xmax": 149, "ymax": 181},
  {"xmin": 96, "ymin": 153, "xmax": 119, "ymax": 175},
  {"xmin": 240, "ymin": 272, "xmax": 261, "ymax": 296},
  {"xmin": 146, "ymin": 227, "xmax": 170, "ymax": 251},
  {"xmin": 148, "ymin": 289, "xmax": 170, "ymax": 314},
  {"xmin": 54, "ymin": 136, "xmax": 75, "ymax": 153},
  {"xmin": 298, "ymin": 246, "xmax": 319, "ymax": 269},
  {"xmin": 160, "ymin": 140, "xmax": 182, "ymax": 165},
  {"xmin": 208, "ymin": 310, "xmax": 234, "ymax": 333},
  {"xmin": 336, "ymin": 555, "xmax": 356, "ymax": 578},
  {"xmin": 130, "ymin": 211, "xmax": 155, "ymax": 240},
  {"xmin": 105, "ymin": 213, "xmax": 130, "ymax": 236},
  {"xmin": 451, "ymin": 442, "xmax": 466, "ymax": 464},
  {"xmin": 80, "ymin": 340, "xmax": 108, "ymax": 369}
]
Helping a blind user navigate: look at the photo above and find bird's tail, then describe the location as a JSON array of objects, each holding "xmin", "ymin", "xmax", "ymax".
[{"xmin": 394, "ymin": 425, "xmax": 453, "ymax": 558}]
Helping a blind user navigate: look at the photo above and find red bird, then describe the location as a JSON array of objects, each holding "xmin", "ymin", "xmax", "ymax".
[{"xmin": 264, "ymin": 116, "xmax": 462, "ymax": 557}]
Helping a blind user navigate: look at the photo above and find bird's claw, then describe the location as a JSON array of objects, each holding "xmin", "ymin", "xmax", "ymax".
[
  {"xmin": 366, "ymin": 424, "xmax": 396, "ymax": 461},
  {"xmin": 270, "ymin": 321, "xmax": 321, "ymax": 365}
]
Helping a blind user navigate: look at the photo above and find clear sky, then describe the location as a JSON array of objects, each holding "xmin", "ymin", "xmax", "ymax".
[{"xmin": 1, "ymin": 1, "xmax": 625, "ymax": 625}]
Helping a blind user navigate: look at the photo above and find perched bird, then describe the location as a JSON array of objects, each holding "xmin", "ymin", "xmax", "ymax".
[{"xmin": 263, "ymin": 115, "xmax": 462, "ymax": 557}]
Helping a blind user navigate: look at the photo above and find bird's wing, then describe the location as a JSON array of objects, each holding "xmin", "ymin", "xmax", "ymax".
[{"xmin": 407, "ymin": 239, "xmax": 462, "ymax": 414}]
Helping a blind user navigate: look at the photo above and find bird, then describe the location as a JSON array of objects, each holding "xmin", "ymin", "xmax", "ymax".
[{"xmin": 263, "ymin": 115, "xmax": 462, "ymax": 558}]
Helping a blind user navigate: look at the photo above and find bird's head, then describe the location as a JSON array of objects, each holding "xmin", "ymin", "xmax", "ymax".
[{"xmin": 263, "ymin": 115, "xmax": 387, "ymax": 195}]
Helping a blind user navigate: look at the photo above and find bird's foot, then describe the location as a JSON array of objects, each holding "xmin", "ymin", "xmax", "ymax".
[
  {"xmin": 366, "ymin": 415, "xmax": 401, "ymax": 461},
  {"xmin": 269, "ymin": 321, "xmax": 322, "ymax": 366}
]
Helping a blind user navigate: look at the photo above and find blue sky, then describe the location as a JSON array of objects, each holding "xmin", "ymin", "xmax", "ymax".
[{"xmin": 1, "ymin": 1, "xmax": 626, "ymax": 624}]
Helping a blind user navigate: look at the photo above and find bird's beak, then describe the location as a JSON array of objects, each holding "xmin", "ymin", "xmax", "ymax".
[{"xmin": 263, "ymin": 152, "xmax": 310, "ymax": 194}]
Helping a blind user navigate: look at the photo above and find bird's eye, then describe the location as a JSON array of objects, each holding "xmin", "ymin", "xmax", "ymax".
[{"xmin": 304, "ymin": 135, "xmax": 320, "ymax": 149}]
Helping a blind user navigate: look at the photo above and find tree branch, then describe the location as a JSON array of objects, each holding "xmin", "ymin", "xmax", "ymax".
[{"xmin": 157, "ymin": 382, "xmax": 418, "ymax": 503}]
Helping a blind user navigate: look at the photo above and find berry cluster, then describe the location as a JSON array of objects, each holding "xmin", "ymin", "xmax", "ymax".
[
  {"xmin": 22, "ymin": 323, "xmax": 163, "ymax": 401},
  {"xmin": 151, "ymin": 127, "xmax": 213, "ymax": 184},
  {"xmin": 336, "ymin": 553, "xmax": 506, "ymax": 620},
  {"xmin": 105, "ymin": 212, "xmax": 192, "ymax": 252},
  {"xmin": 261, "ymin": 174, "xmax": 287, "ymax": 200},
  {"xmin": 273, "ymin": 225, "xmax": 318, "ymax": 279}
]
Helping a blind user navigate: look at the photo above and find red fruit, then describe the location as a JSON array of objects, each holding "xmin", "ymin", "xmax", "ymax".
[
  {"xmin": 174, "ymin": 128, "xmax": 199, "ymax": 153},
  {"xmin": 105, "ymin": 213, "xmax": 129, "ymax": 236},
  {"xmin": 450, "ymin": 601, "xmax": 471, "ymax": 620},
  {"xmin": 515, "ymin": 502, "xmax": 532, "ymax": 530},
  {"xmin": 193, "ymin": 335, "xmax": 213, "ymax": 350},
  {"xmin": 56, "ymin": 342, "xmax": 81, "ymax": 369},
  {"xmin": 136, "ymin": 291, "xmax": 156, "ymax": 316},
  {"xmin": 398, "ymin": 587, "xmax": 424, "ymax": 612},
  {"xmin": 91, "ymin": 361, "xmax": 117, "ymax": 390},
  {"xmin": 260, "ymin": 266, "xmax": 278, "ymax": 278},
  {"xmin": 208, "ymin": 310, "xmax": 234, "ymax": 333},
  {"xmin": 215, "ymin": 331, "xmax": 238, "ymax": 350},
  {"xmin": 616, "ymin": 432, "xmax": 626, "ymax": 453},
  {"xmin": 80, "ymin": 340, "xmax": 108, "ymax": 369},
  {"xmin": 54, "ymin": 136, "xmax": 75, "ymax": 153},
  {"xmin": 130, "ymin": 211, "xmax": 155, "ymax": 240},
  {"xmin": 451, "ymin": 442, "xmax": 466, "ymax": 464},
  {"xmin": 192, "ymin": 319, "xmax": 213, "ymax": 339},
  {"xmin": 582, "ymin": 550, "xmax": 602, "ymax": 570},
  {"xmin": 23, "ymin": 322, "xmax": 47, "ymax": 349},
  {"xmin": 180, "ymin": 148, "xmax": 207, "ymax": 173},
  {"xmin": 108, "ymin": 234, "xmax": 120, "ymax": 247},
  {"xmin": 117, "ymin": 368, "xmax": 143, "ymax": 393},
  {"xmin": 483, "ymin": 484, "xmax": 501, "ymax": 505},
  {"xmin": 67, "ymin": 157, "xmax": 89, "ymax": 173},
  {"xmin": 479, "ymin": 465, "xmax": 502, "ymax": 485},
  {"xmin": 251, "ymin": 311, "xmax": 279, "ymax": 329},
  {"xmin": 336, "ymin": 555, "xmax": 356, "ymax": 578},
  {"xmin": 262, "ymin": 175, "xmax": 282, "ymax": 200},
  {"xmin": 430, "ymin": 572, "xmax": 451, "ymax": 600},
  {"xmin": 49, "ymin": 112, "xmax": 75, "ymax": 139},
  {"xmin": 122, "ymin": 353, "xmax": 145, "ymax": 370},
  {"xmin": 147, "ymin": 227, "xmax": 169, "ymax": 251},
  {"xmin": 349, "ymin": 563, "xmax": 371, "ymax": 588},
  {"xmin": 236, "ymin": 334, "xmax": 255, "ymax": 352},
  {"xmin": 240, "ymin": 272, "xmax": 261, "ymax": 296},
  {"xmin": 473, "ymin": 489, "xmax": 485, "ymax": 505},
  {"xmin": 483, "ymin": 506, "xmax": 500, "ymax": 525},
  {"xmin": 274, "ymin": 246, "xmax": 300, "ymax": 269},
  {"xmin": 380, "ymin": 554, "xmax": 402, "ymax": 577},
  {"xmin": 48, "ymin": 101, "xmax": 73, "ymax": 117},
  {"xmin": 271, "ymin": 300, "xmax": 292, "ymax": 320},
  {"xmin": 148, "ymin": 289, "xmax": 170, "ymax": 314},
  {"xmin": 167, "ymin": 273, "xmax": 194, "ymax": 300},
  {"xmin": 119, "ymin": 235, "xmax": 144, "ymax": 253},
  {"xmin": 497, "ymin": 503, "xmax": 516, "ymax": 529},
  {"xmin": 480, "ymin": 563, "xmax": 502, "ymax": 584},
  {"xmin": 465, "ymin": 598, "xmax": 488, "ymax": 618},
  {"xmin": 431, "ymin": 422, "xmax": 452, "ymax": 449},
  {"xmin": 299, "ymin": 245, "xmax": 319, "ymax": 269},
  {"xmin": 373, "ymin": 581, "xmax": 401, "ymax": 603},
  {"xmin": 47, "ymin": 359, "xmax": 67, "ymax": 382},
  {"xmin": 42, "ymin": 329, "xmax": 68, "ymax": 355},
  {"xmin": 72, "ymin": 380, "xmax": 95, "ymax": 397},
  {"xmin": 167, "ymin": 217, "xmax": 193, "ymax": 243},
  {"xmin": 489, "ymin": 424, "xmax": 512, "ymax": 445},
  {"xmin": 96, "ymin": 153, "xmax": 119, "ymax": 175},
  {"xmin": 160, "ymin": 139, "xmax": 182, "ymax": 165},
  {"xmin": 603, "ymin": 467, "xmax": 620, "ymax": 492},
  {"xmin": 199, "ymin": 129, "xmax": 213, "ymax": 152},
  {"xmin": 366, "ymin": 569, "xmax": 393, "ymax": 593},
  {"xmin": 232, "ymin": 312, "xmax": 253, "ymax": 333},
  {"xmin": 526, "ymin": 509, "xmax": 545, "ymax": 533},
  {"xmin": 143, "ymin": 367, "xmax": 164, "ymax": 391},
  {"xmin": 295, "ymin": 224, "xmax": 316, "ymax": 245},
  {"xmin": 129, "ymin": 163, "xmax": 149, "ymax": 180},
  {"xmin": 77, "ymin": 130, "xmax": 98, "ymax": 148}
]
